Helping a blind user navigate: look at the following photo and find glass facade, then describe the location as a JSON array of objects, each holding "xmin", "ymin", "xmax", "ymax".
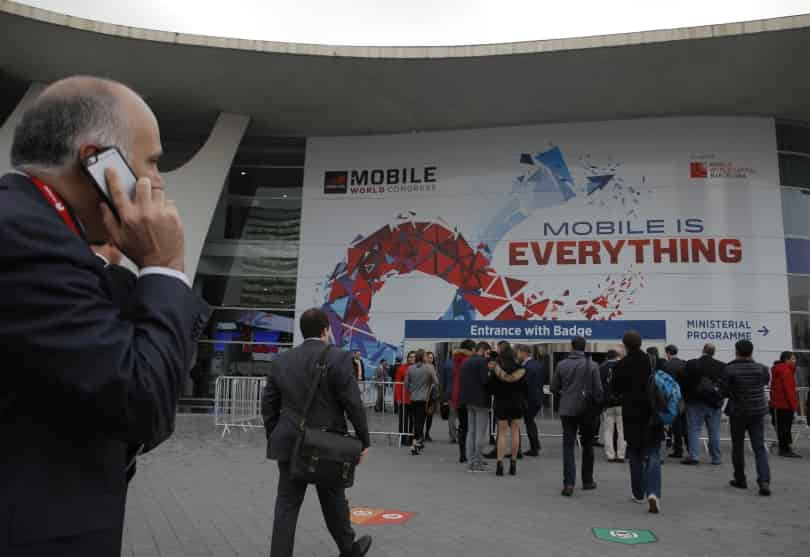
[
  {"xmin": 190, "ymin": 136, "xmax": 305, "ymax": 399},
  {"xmin": 779, "ymin": 121, "xmax": 810, "ymax": 361}
]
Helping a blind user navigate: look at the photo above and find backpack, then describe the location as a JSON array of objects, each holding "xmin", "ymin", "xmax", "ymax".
[
  {"xmin": 696, "ymin": 376, "xmax": 724, "ymax": 409},
  {"xmin": 648, "ymin": 369, "xmax": 683, "ymax": 426},
  {"xmin": 603, "ymin": 361, "xmax": 621, "ymax": 408}
]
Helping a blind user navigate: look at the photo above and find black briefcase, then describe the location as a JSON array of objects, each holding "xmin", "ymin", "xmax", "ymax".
[{"xmin": 289, "ymin": 346, "xmax": 363, "ymax": 488}]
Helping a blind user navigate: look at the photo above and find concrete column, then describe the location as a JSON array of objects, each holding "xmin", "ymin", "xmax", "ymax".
[{"xmin": 164, "ymin": 113, "xmax": 250, "ymax": 279}]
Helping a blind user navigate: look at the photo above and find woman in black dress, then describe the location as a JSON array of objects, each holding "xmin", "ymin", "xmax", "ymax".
[{"xmin": 490, "ymin": 344, "xmax": 528, "ymax": 476}]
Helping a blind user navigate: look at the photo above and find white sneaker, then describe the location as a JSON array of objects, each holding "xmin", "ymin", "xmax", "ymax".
[
  {"xmin": 631, "ymin": 496, "xmax": 645, "ymax": 504},
  {"xmin": 648, "ymin": 495, "xmax": 661, "ymax": 514}
]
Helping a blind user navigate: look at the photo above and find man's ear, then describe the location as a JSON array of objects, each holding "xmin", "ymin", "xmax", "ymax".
[{"xmin": 77, "ymin": 144, "xmax": 102, "ymax": 165}]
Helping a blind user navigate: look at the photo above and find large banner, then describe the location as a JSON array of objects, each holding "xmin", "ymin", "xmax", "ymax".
[{"xmin": 297, "ymin": 117, "xmax": 790, "ymax": 363}]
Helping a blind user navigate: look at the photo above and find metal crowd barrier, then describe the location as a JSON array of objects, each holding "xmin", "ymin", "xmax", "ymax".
[{"xmin": 214, "ymin": 376, "xmax": 267, "ymax": 437}]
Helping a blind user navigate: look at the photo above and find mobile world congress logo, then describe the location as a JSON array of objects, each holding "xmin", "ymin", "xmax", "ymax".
[
  {"xmin": 324, "ymin": 166, "xmax": 438, "ymax": 195},
  {"xmin": 690, "ymin": 160, "xmax": 755, "ymax": 179}
]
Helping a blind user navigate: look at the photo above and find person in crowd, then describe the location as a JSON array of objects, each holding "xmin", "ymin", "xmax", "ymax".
[
  {"xmin": 424, "ymin": 351, "xmax": 440, "ymax": 441},
  {"xmin": 726, "ymin": 340, "xmax": 772, "ymax": 496},
  {"xmin": 262, "ymin": 308, "xmax": 371, "ymax": 557},
  {"xmin": 352, "ymin": 350, "xmax": 365, "ymax": 381},
  {"xmin": 551, "ymin": 336, "xmax": 603, "ymax": 496},
  {"xmin": 405, "ymin": 349, "xmax": 439, "ymax": 455},
  {"xmin": 516, "ymin": 344, "xmax": 545, "ymax": 456},
  {"xmin": 490, "ymin": 344, "xmax": 529, "ymax": 476},
  {"xmin": 662, "ymin": 345, "xmax": 688, "ymax": 459},
  {"xmin": 374, "ymin": 359, "xmax": 389, "ymax": 412},
  {"xmin": 771, "ymin": 351, "xmax": 802, "ymax": 458},
  {"xmin": 681, "ymin": 343, "xmax": 727, "ymax": 465},
  {"xmin": 613, "ymin": 331, "xmax": 664, "ymax": 514},
  {"xmin": 599, "ymin": 348, "xmax": 626, "ymax": 463},
  {"xmin": 0, "ymin": 76, "xmax": 210, "ymax": 555},
  {"xmin": 459, "ymin": 341, "xmax": 492, "ymax": 472},
  {"xmin": 441, "ymin": 352, "xmax": 457, "ymax": 443},
  {"xmin": 395, "ymin": 351, "xmax": 415, "ymax": 446},
  {"xmin": 485, "ymin": 341, "xmax": 524, "ymax": 459},
  {"xmin": 390, "ymin": 357, "xmax": 402, "ymax": 381},
  {"xmin": 452, "ymin": 340, "xmax": 476, "ymax": 461}
]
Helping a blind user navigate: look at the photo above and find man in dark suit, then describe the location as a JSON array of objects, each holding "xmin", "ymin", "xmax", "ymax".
[
  {"xmin": 262, "ymin": 308, "xmax": 372, "ymax": 557},
  {"xmin": 0, "ymin": 76, "xmax": 208, "ymax": 556},
  {"xmin": 516, "ymin": 344, "xmax": 545, "ymax": 455}
]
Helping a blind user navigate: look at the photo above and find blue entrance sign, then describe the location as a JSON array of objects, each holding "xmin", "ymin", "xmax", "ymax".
[{"xmin": 404, "ymin": 320, "xmax": 666, "ymax": 341}]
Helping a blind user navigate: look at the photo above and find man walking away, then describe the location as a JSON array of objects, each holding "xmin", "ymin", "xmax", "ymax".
[
  {"xmin": 771, "ymin": 351, "xmax": 802, "ymax": 458},
  {"xmin": 682, "ymin": 344, "xmax": 727, "ymax": 465},
  {"xmin": 516, "ymin": 344, "xmax": 545, "ymax": 456},
  {"xmin": 459, "ymin": 341, "xmax": 492, "ymax": 472},
  {"xmin": 551, "ymin": 336, "xmax": 603, "ymax": 496},
  {"xmin": 613, "ymin": 331, "xmax": 665, "ymax": 514},
  {"xmin": 726, "ymin": 340, "xmax": 772, "ymax": 496},
  {"xmin": 664, "ymin": 345, "xmax": 688, "ymax": 458},
  {"xmin": 600, "ymin": 349, "xmax": 626, "ymax": 462},
  {"xmin": 262, "ymin": 308, "xmax": 372, "ymax": 557}
]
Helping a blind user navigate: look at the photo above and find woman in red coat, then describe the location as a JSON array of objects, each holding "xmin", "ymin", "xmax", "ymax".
[
  {"xmin": 395, "ymin": 351, "xmax": 415, "ymax": 446},
  {"xmin": 770, "ymin": 351, "xmax": 801, "ymax": 458}
]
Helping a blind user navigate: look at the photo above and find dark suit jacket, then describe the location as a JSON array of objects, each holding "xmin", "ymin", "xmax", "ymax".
[
  {"xmin": 523, "ymin": 358, "xmax": 545, "ymax": 414},
  {"xmin": 0, "ymin": 173, "xmax": 209, "ymax": 554},
  {"xmin": 261, "ymin": 339, "xmax": 371, "ymax": 461}
]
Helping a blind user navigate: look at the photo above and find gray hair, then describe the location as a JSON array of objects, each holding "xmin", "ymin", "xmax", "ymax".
[{"xmin": 11, "ymin": 86, "xmax": 130, "ymax": 173}]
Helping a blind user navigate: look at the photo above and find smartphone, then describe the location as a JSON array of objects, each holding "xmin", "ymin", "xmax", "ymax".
[{"xmin": 82, "ymin": 147, "xmax": 137, "ymax": 218}]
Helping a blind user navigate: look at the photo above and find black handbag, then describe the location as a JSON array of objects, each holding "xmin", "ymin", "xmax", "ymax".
[{"xmin": 289, "ymin": 346, "xmax": 364, "ymax": 488}]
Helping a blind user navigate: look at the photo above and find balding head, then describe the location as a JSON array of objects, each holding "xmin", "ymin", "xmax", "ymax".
[
  {"xmin": 11, "ymin": 76, "xmax": 145, "ymax": 174},
  {"xmin": 10, "ymin": 76, "xmax": 163, "ymax": 243}
]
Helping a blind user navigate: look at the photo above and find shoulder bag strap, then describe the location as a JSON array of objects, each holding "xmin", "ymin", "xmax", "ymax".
[{"xmin": 297, "ymin": 345, "xmax": 331, "ymax": 432}]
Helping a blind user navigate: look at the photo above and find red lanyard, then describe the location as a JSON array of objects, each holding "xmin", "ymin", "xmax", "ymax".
[{"xmin": 30, "ymin": 176, "xmax": 81, "ymax": 237}]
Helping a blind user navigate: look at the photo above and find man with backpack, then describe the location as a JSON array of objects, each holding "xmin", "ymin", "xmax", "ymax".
[
  {"xmin": 612, "ymin": 331, "xmax": 667, "ymax": 514},
  {"xmin": 600, "ymin": 349, "xmax": 626, "ymax": 462},
  {"xmin": 725, "ymin": 340, "xmax": 772, "ymax": 496},
  {"xmin": 682, "ymin": 344, "xmax": 727, "ymax": 465}
]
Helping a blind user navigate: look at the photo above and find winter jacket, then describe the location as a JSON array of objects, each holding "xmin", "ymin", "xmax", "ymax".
[
  {"xmin": 551, "ymin": 351, "xmax": 602, "ymax": 417},
  {"xmin": 664, "ymin": 356, "xmax": 687, "ymax": 384},
  {"xmin": 394, "ymin": 364, "xmax": 411, "ymax": 404},
  {"xmin": 725, "ymin": 359, "xmax": 770, "ymax": 417},
  {"xmin": 770, "ymin": 361, "xmax": 799, "ymax": 411},
  {"xmin": 458, "ymin": 354, "xmax": 491, "ymax": 408},
  {"xmin": 405, "ymin": 363, "xmax": 439, "ymax": 402},
  {"xmin": 491, "ymin": 361, "xmax": 528, "ymax": 420},
  {"xmin": 682, "ymin": 355, "xmax": 727, "ymax": 404},
  {"xmin": 450, "ymin": 349, "xmax": 472, "ymax": 408},
  {"xmin": 612, "ymin": 349, "xmax": 664, "ymax": 448}
]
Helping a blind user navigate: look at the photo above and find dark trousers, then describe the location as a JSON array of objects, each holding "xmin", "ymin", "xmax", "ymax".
[
  {"xmin": 525, "ymin": 407, "xmax": 541, "ymax": 451},
  {"xmin": 397, "ymin": 403, "xmax": 413, "ymax": 446},
  {"xmin": 730, "ymin": 414, "xmax": 771, "ymax": 485},
  {"xmin": 671, "ymin": 412, "xmax": 689, "ymax": 454},
  {"xmin": 561, "ymin": 415, "xmax": 595, "ymax": 487},
  {"xmin": 457, "ymin": 406, "xmax": 468, "ymax": 460},
  {"xmin": 412, "ymin": 402, "xmax": 428, "ymax": 443},
  {"xmin": 270, "ymin": 462, "xmax": 355, "ymax": 557},
  {"xmin": 425, "ymin": 413, "xmax": 433, "ymax": 438},
  {"xmin": 774, "ymin": 409, "xmax": 795, "ymax": 453}
]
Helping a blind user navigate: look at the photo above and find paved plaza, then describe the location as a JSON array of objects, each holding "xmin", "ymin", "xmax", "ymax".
[{"xmin": 123, "ymin": 414, "xmax": 809, "ymax": 557}]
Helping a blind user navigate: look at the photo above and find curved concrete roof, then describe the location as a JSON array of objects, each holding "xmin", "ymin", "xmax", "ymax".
[{"xmin": 1, "ymin": 0, "xmax": 809, "ymax": 135}]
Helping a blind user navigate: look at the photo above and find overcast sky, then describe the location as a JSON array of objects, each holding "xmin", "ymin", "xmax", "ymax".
[{"xmin": 17, "ymin": 0, "xmax": 810, "ymax": 46}]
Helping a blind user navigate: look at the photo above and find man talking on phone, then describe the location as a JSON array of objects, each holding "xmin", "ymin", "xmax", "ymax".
[{"xmin": 0, "ymin": 76, "xmax": 209, "ymax": 556}]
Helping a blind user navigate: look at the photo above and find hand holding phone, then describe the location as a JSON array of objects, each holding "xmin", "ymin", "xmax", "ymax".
[{"xmin": 99, "ymin": 166, "xmax": 185, "ymax": 273}]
